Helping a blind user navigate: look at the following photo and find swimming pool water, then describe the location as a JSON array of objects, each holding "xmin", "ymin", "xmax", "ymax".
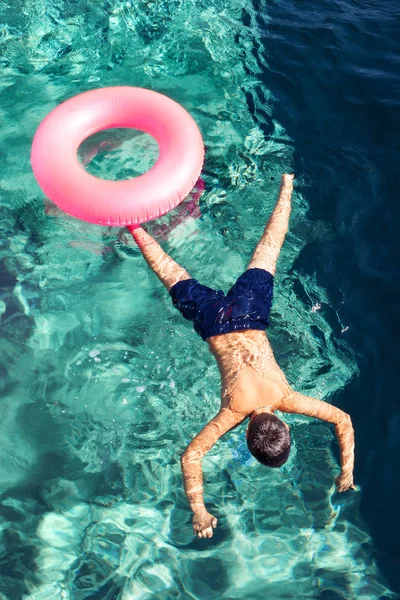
[{"xmin": 0, "ymin": 0, "xmax": 397, "ymax": 598}]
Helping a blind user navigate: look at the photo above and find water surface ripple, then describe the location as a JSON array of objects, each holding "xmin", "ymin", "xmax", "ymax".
[{"xmin": 0, "ymin": 0, "xmax": 397, "ymax": 598}]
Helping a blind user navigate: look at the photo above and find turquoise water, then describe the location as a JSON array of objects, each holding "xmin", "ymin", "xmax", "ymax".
[{"xmin": 0, "ymin": 1, "xmax": 397, "ymax": 598}]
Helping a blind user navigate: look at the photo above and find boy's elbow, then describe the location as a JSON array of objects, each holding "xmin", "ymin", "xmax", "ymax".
[
  {"xmin": 181, "ymin": 447, "xmax": 194, "ymax": 466},
  {"xmin": 337, "ymin": 412, "xmax": 352, "ymax": 427},
  {"xmin": 181, "ymin": 446, "xmax": 202, "ymax": 467}
]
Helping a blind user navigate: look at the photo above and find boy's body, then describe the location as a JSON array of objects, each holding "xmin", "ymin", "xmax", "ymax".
[{"xmin": 129, "ymin": 174, "xmax": 355, "ymax": 539}]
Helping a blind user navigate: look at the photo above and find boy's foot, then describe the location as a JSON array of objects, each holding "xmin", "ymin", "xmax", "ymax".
[{"xmin": 282, "ymin": 173, "xmax": 295, "ymax": 185}]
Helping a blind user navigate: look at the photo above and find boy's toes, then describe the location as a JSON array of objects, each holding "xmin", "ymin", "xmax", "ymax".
[{"xmin": 282, "ymin": 173, "xmax": 295, "ymax": 182}]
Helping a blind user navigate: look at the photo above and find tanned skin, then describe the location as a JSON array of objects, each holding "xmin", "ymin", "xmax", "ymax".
[{"xmin": 129, "ymin": 175, "xmax": 355, "ymax": 539}]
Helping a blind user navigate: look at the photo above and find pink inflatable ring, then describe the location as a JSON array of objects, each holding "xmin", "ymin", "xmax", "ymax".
[{"xmin": 31, "ymin": 87, "xmax": 204, "ymax": 227}]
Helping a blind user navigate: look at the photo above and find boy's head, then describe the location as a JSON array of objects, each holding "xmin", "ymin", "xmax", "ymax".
[{"xmin": 246, "ymin": 411, "xmax": 291, "ymax": 467}]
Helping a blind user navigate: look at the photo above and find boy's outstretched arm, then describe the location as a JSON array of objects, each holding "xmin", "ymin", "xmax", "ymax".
[
  {"xmin": 248, "ymin": 173, "xmax": 294, "ymax": 275},
  {"xmin": 128, "ymin": 226, "xmax": 191, "ymax": 290},
  {"xmin": 181, "ymin": 408, "xmax": 244, "ymax": 538},
  {"xmin": 281, "ymin": 392, "xmax": 355, "ymax": 491}
]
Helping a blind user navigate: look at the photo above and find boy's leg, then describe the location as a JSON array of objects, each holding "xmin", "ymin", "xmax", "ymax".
[
  {"xmin": 247, "ymin": 174, "xmax": 294, "ymax": 276},
  {"xmin": 129, "ymin": 226, "xmax": 191, "ymax": 291}
]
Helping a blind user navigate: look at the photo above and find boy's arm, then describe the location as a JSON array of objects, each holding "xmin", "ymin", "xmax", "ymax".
[
  {"xmin": 128, "ymin": 226, "xmax": 191, "ymax": 291},
  {"xmin": 181, "ymin": 408, "xmax": 244, "ymax": 538},
  {"xmin": 282, "ymin": 392, "xmax": 355, "ymax": 491}
]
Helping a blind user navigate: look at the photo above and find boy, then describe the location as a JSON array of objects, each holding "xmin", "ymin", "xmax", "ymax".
[{"xmin": 129, "ymin": 174, "xmax": 355, "ymax": 539}]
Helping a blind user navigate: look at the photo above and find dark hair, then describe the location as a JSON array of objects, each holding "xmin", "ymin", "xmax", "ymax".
[{"xmin": 247, "ymin": 413, "xmax": 291, "ymax": 468}]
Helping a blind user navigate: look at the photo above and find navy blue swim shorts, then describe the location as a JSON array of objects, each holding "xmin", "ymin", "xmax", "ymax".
[{"xmin": 169, "ymin": 268, "xmax": 273, "ymax": 341}]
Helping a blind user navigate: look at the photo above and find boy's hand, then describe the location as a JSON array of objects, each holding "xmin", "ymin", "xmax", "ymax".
[
  {"xmin": 335, "ymin": 472, "xmax": 356, "ymax": 492},
  {"xmin": 192, "ymin": 509, "xmax": 218, "ymax": 539}
]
